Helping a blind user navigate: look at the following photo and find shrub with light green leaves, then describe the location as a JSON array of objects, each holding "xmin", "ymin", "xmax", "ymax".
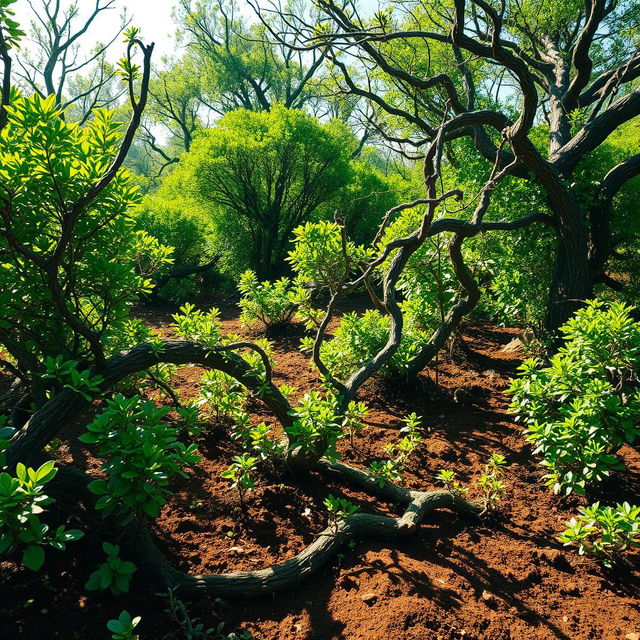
[
  {"xmin": 509, "ymin": 300, "xmax": 640, "ymax": 495},
  {"xmin": 80, "ymin": 394, "xmax": 200, "ymax": 522},
  {"xmin": 0, "ymin": 461, "xmax": 83, "ymax": 570},
  {"xmin": 287, "ymin": 220, "xmax": 371, "ymax": 293},
  {"xmin": 558, "ymin": 502, "xmax": 640, "ymax": 567},
  {"xmin": 286, "ymin": 392, "xmax": 344, "ymax": 461},
  {"xmin": 0, "ymin": 93, "xmax": 172, "ymax": 388},
  {"xmin": 238, "ymin": 270, "xmax": 297, "ymax": 329},
  {"xmin": 302, "ymin": 309, "xmax": 430, "ymax": 380}
]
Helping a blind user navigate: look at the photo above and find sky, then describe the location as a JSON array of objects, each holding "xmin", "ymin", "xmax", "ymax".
[
  {"xmin": 14, "ymin": 0, "xmax": 182, "ymax": 59},
  {"xmin": 13, "ymin": 0, "xmax": 381, "ymax": 63}
]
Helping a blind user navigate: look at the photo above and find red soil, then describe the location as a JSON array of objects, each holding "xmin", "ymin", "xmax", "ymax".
[{"xmin": 1, "ymin": 299, "xmax": 639, "ymax": 640}]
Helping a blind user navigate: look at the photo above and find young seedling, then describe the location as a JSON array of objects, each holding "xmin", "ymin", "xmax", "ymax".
[
  {"xmin": 107, "ymin": 611, "xmax": 141, "ymax": 640},
  {"xmin": 369, "ymin": 413, "xmax": 423, "ymax": 487},
  {"xmin": 343, "ymin": 401, "xmax": 368, "ymax": 449},
  {"xmin": 369, "ymin": 458, "xmax": 403, "ymax": 488},
  {"xmin": 435, "ymin": 469, "xmax": 469, "ymax": 498},
  {"xmin": 323, "ymin": 494, "xmax": 359, "ymax": 532},
  {"xmin": 221, "ymin": 454, "xmax": 257, "ymax": 515},
  {"xmin": 176, "ymin": 402, "xmax": 202, "ymax": 439},
  {"xmin": 558, "ymin": 502, "xmax": 640, "ymax": 567},
  {"xmin": 477, "ymin": 453, "xmax": 507, "ymax": 514}
]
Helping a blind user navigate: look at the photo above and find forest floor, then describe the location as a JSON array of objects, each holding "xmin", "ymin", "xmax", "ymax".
[{"xmin": 2, "ymin": 295, "xmax": 640, "ymax": 640}]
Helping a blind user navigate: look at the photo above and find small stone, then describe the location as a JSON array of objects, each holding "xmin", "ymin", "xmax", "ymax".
[
  {"xmin": 562, "ymin": 616, "xmax": 568, "ymax": 623},
  {"xmin": 481, "ymin": 590, "xmax": 496, "ymax": 606},
  {"xmin": 502, "ymin": 337, "xmax": 524, "ymax": 353},
  {"xmin": 540, "ymin": 549, "xmax": 573, "ymax": 572},
  {"xmin": 625, "ymin": 633, "xmax": 640, "ymax": 640},
  {"xmin": 361, "ymin": 592, "xmax": 377, "ymax": 605}
]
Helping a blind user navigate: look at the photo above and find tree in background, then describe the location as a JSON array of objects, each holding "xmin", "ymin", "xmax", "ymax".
[
  {"xmin": 142, "ymin": 104, "xmax": 397, "ymax": 279},
  {"xmin": 13, "ymin": 0, "xmax": 129, "ymax": 122},
  {"xmin": 265, "ymin": 0, "xmax": 640, "ymax": 335},
  {"xmin": 135, "ymin": 0, "xmax": 328, "ymax": 174}
]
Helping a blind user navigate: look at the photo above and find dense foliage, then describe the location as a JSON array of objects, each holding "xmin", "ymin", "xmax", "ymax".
[
  {"xmin": 510, "ymin": 301, "xmax": 640, "ymax": 495},
  {"xmin": 2, "ymin": 0, "xmax": 640, "ymax": 634},
  {"xmin": 0, "ymin": 94, "xmax": 170, "ymax": 400}
]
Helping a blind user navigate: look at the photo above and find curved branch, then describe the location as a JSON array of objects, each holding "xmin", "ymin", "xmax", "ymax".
[
  {"xmin": 552, "ymin": 89, "xmax": 640, "ymax": 174},
  {"xmin": 6, "ymin": 340, "xmax": 291, "ymax": 470}
]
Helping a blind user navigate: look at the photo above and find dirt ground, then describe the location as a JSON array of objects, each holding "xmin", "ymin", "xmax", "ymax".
[{"xmin": 1, "ymin": 296, "xmax": 639, "ymax": 640}]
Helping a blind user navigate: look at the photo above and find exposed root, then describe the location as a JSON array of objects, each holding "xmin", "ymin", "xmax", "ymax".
[{"xmin": 131, "ymin": 459, "xmax": 482, "ymax": 598}]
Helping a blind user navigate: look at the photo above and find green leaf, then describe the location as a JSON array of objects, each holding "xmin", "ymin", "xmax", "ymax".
[{"xmin": 22, "ymin": 544, "xmax": 45, "ymax": 571}]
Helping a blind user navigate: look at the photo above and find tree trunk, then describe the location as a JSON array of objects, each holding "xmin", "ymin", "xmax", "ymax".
[{"xmin": 545, "ymin": 230, "xmax": 593, "ymax": 334}]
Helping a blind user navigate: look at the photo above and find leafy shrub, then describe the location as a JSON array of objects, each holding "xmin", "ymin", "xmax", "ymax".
[
  {"xmin": 0, "ymin": 94, "xmax": 171, "ymax": 383},
  {"xmin": 376, "ymin": 209, "xmax": 457, "ymax": 331},
  {"xmin": 80, "ymin": 395, "xmax": 200, "ymax": 522},
  {"xmin": 200, "ymin": 369, "xmax": 247, "ymax": 423},
  {"xmin": 107, "ymin": 611, "xmax": 141, "ymax": 640},
  {"xmin": 40, "ymin": 356, "xmax": 104, "ymax": 401},
  {"xmin": 558, "ymin": 502, "xmax": 640, "ymax": 567},
  {"xmin": 509, "ymin": 300, "xmax": 640, "ymax": 495},
  {"xmin": 0, "ymin": 461, "xmax": 83, "ymax": 570},
  {"xmin": 85, "ymin": 542, "xmax": 137, "ymax": 596},
  {"xmin": 137, "ymin": 196, "xmax": 215, "ymax": 303},
  {"xmin": 287, "ymin": 220, "xmax": 370, "ymax": 293},
  {"xmin": 302, "ymin": 309, "xmax": 430, "ymax": 380},
  {"xmin": 286, "ymin": 392, "xmax": 343, "ymax": 461},
  {"xmin": 238, "ymin": 270, "xmax": 296, "ymax": 329},
  {"xmin": 172, "ymin": 304, "xmax": 222, "ymax": 349}
]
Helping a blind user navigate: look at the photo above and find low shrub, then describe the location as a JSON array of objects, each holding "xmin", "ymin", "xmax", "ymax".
[
  {"xmin": 509, "ymin": 300, "xmax": 640, "ymax": 495},
  {"xmin": 558, "ymin": 502, "xmax": 640, "ymax": 567},
  {"xmin": 80, "ymin": 395, "xmax": 200, "ymax": 522},
  {"xmin": 238, "ymin": 270, "xmax": 296, "ymax": 329},
  {"xmin": 0, "ymin": 461, "xmax": 83, "ymax": 570}
]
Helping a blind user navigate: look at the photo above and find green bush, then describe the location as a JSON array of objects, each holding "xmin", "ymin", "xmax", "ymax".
[
  {"xmin": 145, "ymin": 106, "xmax": 355, "ymax": 281},
  {"xmin": 238, "ymin": 270, "xmax": 297, "ymax": 329},
  {"xmin": 0, "ymin": 461, "xmax": 83, "ymax": 570},
  {"xmin": 302, "ymin": 309, "xmax": 430, "ymax": 380},
  {"xmin": 509, "ymin": 300, "xmax": 640, "ymax": 495},
  {"xmin": 558, "ymin": 502, "xmax": 640, "ymax": 567},
  {"xmin": 136, "ymin": 196, "xmax": 216, "ymax": 303},
  {"xmin": 0, "ymin": 94, "xmax": 171, "ymax": 382},
  {"xmin": 80, "ymin": 395, "xmax": 200, "ymax": 522}
]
